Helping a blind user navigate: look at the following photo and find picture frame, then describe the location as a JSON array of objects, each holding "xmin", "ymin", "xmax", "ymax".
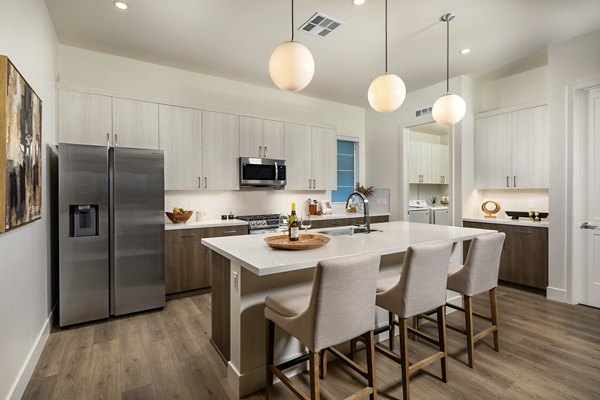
[{"xmin": 0, "ymin": 55, "xmax": 43, "ymax": 233}]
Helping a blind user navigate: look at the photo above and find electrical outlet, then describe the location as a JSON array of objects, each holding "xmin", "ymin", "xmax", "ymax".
[{"xmin": 232, "ymin": 272, "xmax": 239, "ymax": 291}]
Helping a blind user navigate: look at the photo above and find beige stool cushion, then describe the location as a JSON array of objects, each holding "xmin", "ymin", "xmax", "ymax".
[
  {"xmin": 447, "ymin": 233, "xmax": 505, "ymax": 297},
  {"xmin": 265, "ymin": 252, "xmax": 381, "ymax": 353},
  {"xmin": 377, "ymin": 241, "xmax": 453, "ymax": 319},
  {"xmin": 265, "ymin": 287, "xmax": 311, "ymax": 317}
]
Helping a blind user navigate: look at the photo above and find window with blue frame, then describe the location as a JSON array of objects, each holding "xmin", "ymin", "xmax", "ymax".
[{"xmin": 332, "ymin": 139, "xmax": 358, "ymax": 203}]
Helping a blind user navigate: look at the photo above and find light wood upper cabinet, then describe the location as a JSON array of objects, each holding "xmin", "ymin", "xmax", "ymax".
[
  {"xmin": 262, "ymin": 120, "xmax": 285, "ymax": 159},
  {"xmin": 159, "ymin": 105, "xmax": 203, "ymax": 190},
  {"xmin": 511, "ymin": 106, "xmax": 549, "ymax": 189},
  {"xmin": 475, "ymin": 105, "xmax": 548, "ymax": 189},
  {"xmin": 311, "ymin": 127, "xmax": 337, "ymax": 190},
  {"xmin": 58, "ymin": 90, "xmax": 112, "ymax": 146},
  {"xmin": 285, "ymin": 122, "xmax": 312, "ymax": 190},
  {"xmin": 409, "ymin": 141, "xmax": 450, "ymax": 184},
  {"xmin": 112, "ymin": 98, "xmax": 159, "ymax": 149},
  {"xmin": 439, "ymin": 144, "xmax": 450, "ymax": 185},
  {"xmin": 240, "ymin": 117, "xmax": 285, "ymax": 159},
  {"xmin": 202, "ymin": 111, "xmax": 240, "ymax": 190}
]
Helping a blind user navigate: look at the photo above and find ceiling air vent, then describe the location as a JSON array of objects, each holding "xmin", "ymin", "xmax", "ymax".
[{"xmin": 299, "ymin": 12, "xmax": 344, "ymax": 38}]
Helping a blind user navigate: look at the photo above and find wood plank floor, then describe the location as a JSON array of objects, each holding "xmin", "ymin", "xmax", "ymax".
[{"xmin": 23, "ymin": 285, "xmax": 600, "ymax": 399}]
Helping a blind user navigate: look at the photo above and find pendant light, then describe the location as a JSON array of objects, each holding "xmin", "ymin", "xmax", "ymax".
[
  {"xmin": 432, "ymin": 13, "xmax": 466, "ymax": 125},
  {"xmin": 269, "ymin": 0, "xmax": 315, "ymax": 92},
  {"xmin": 367, "ymin": 0, "xmax": 406, "ymax": 113}
]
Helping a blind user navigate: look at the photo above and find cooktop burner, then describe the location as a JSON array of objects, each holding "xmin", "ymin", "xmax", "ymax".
[{"xmin": 237, "ymin": 214, "xmax": 282, "ymax": 232}]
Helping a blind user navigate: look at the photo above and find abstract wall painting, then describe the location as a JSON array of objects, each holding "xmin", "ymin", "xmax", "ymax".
[{"xmin": 0, "ymin": 56, "xmax": 43, "ymax": 233}]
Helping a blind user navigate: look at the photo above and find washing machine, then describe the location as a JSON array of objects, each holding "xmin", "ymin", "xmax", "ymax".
[{"xmin": 408, "ymin": 200, "xmax": 430, "ymax": 224}]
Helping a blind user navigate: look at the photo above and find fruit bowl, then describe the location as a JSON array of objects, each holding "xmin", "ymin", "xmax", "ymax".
[{"xmin": 165, "ymin": 211, "xmax": 193, "ymax": 223}]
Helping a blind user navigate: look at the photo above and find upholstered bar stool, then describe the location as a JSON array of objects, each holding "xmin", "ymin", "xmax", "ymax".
[
  {"xmin": 446, "ymin": 232, "xmax": 505, "ymax": 368},
  {"xmin": 373, "ymin": 241, "xmax": 453, "ymax": 400},
  {"xmin": 265, "ymin": 252, "xmax": 381, "ymax": 400}
]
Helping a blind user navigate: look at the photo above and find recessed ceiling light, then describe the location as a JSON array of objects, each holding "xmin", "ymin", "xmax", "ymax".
[
  {"xmin": 113, "ymin": 1, "xmax": 128, "ymax": 10},
  {"xmin": 460, "ymin": 48, "xmax": 471, "ymax": 55},
  {"xmin": 352, "ymin": 0, "xmax": 366, "ymax": 5}
]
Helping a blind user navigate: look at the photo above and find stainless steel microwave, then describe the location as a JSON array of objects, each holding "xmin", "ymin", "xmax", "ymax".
[{"xmin": 239, "ymin": 157, "xmax": 287, "ymax": 188}]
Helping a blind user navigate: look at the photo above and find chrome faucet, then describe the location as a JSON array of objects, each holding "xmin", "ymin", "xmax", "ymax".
[{"xmin": 346, "ymin": 191, "xmax": 370, "ymax": 233}]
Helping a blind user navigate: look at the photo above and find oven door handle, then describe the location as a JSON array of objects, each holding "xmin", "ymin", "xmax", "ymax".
[{"xmin": 274, "ymin": 161, "xmax": 278, "ymax": 181}]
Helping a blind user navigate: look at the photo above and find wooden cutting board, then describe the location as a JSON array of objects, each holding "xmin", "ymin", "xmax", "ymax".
[{"xmin": 264, "ymin": 234, "xmax": 330, "ymax": 251}]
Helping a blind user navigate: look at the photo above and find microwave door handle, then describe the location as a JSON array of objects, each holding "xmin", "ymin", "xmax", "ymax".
[{"xmin": 274, "ymin": 161, "xmax": 278, "ymax": 181}]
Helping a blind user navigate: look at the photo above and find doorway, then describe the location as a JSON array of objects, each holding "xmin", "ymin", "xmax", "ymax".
[
  {"xmin": 402, "ymin": 122, "xmax": 452, "ymax": 225},
  {"xmin": 577, "ymin": 87, "xmax": 600, "ymax": 308}
]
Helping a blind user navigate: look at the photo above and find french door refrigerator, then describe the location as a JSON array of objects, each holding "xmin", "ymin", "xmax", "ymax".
[{"xmin": 59, "ymin": 143, "xmax": 165, "ymax": 327}]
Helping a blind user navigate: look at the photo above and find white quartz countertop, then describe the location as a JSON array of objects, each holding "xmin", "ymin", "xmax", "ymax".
[
  {"xmin": 463, "ymin": 216, "xmax": 549, "ymax": 228},
  {"xmin": 309, "ymin": 212, "xmax": 390, "ymax": 221},
  {"xmin": 202, "ymin": 221, "xmax": 495, "ymax": 277},
  {"xmin": 164, "ymin": 218, "xmax": 248, "ymax": 231}
]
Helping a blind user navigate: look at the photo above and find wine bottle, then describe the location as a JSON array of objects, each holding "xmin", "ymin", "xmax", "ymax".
[{"xmin": 289, "ymin": 202, "xmax": 299, "ymax": 241}]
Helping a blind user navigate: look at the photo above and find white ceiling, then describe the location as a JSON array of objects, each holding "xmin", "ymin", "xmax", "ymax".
[{"xmin": 46, "ymin": 0, "xmax": 600, "ymax": 107}]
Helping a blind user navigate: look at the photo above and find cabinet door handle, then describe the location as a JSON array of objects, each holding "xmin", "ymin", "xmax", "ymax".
[
  {"xmin": 309, "ymin": 179, "xmax": 312, "ymax": 189},
  {"xmin": 264, "ymin": 146, "xmax": 268, "ymax": 157},
  {"xmin": 259, "ymin": 146, "xmax": 262, "ymax": 157},
  {"xmin": 106, "ymin": 133, "xmax": 110, "ymax": 148},
  {"xmin": 223, "ymin": 230, "xmax": 237, "ymax": 234},
  {"xmin": 114, "ymin": 134, "xmax": 118, "ymax": 147},
  {"xmin": 506, "ymin": 176, "xmax": 509, "ymax": 188},
  {"xmin": 198, "ymin": 177, "xmax": 201, "ymax": 189},
  {"xmin": 313, "ymin": 179, "xmax": 316, "ymax": 189},
  {"xmin": 513, "ymin": 176, "xmax": 517, "ymax": 187},
  {"xmin": 204, "ymin": 177, "xmax": 207, "ymax": 189},
  {"xmin": 515, "ymin": 230, "xmax": 531, "ymax": 235},
  {"xmin": 179, "ymin": 234, "xmax": 195, "ymax": 238}
]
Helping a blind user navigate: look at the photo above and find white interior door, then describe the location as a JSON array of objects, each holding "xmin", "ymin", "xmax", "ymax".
[{"xmin": 580, "ymin": 87, "xmax": 600, "ymax": 308}]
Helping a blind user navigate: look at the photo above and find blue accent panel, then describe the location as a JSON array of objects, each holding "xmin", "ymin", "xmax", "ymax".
[
  {"xmin": 337, "ymin": 140, "xmax": 354, "ymax": 155},
  {"xmin": 337, "ymin": 154, "xmax": 354, "ymax": 170}
]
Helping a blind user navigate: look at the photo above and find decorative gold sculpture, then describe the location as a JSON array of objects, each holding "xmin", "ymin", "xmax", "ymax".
[{"xmin": 481, "ymin": 200, "xmax": 500, "ymax": 218}]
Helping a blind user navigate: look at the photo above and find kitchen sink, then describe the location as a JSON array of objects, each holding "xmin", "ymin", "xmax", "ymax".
[{"xmin": 319, "ymin": 227, "xmax": 381, "ymax": 236}]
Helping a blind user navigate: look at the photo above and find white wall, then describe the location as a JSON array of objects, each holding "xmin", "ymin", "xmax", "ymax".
[
  {"xmin": 0, "ymin": 1, "xmax": 58, "ymax": 399},
  {"xmin": 475, "ymin": 66, "xmax": 549, "ymax": 113},
  {"xmin": 58, "ymin": 45, "xmax": 366, "ymax": 216},
  {"xmin": 547, "ymin": 28, "xmax": 600, "ymax": 303}
]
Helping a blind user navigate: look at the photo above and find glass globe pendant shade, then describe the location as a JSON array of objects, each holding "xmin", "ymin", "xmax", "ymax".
[
  {"xmin": 432, "ymin": 93, "xmax": 466, "ymax": 125},
  {"xmin": 367, "ymin": 73, "xmax": 406, "ymax": 113},
  {"xmin": 269, "ymin": 41, "xmax": 315, "ymax": 92}
]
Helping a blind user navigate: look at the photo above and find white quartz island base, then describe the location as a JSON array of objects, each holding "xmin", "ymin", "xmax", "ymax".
[{"xmin": 202, "ymin": 221, "xmax": 496, "ymax": 398}]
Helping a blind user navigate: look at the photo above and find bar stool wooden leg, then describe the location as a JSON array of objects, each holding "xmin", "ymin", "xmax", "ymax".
[
  {"xmin": 319, "ymin": 349, "xmax": 328, "ymax": 379},
  {"xmin": 266, "ymin": 319, "xmax": 275, "ymax": 399},
  {"xmin": 309, "ymin": 351, "xmax": 321, "ymax": 400},
  {"xmin": 350, "ymin": 338, "xmax": 357, "ymax": 360},
  {"xmin": 490, "ymin": 288, "xmax": 500, "ymax": 352},
  {"xmin": 412, "ymin": 316, "xmax": 419, "ymax": 342},
  {"xmin": 388, "ymin": 311, "xmax": 395, "ymax": 351},
  {"xmin": 464, "ymin": 295, "xmax": 475, "ymax": 368},
  {"xmin": 365, "ymin": 330, "xmax": 377, "ymax": 400},
  {"xmin": 437, "ymin": 305, "xmax": 448, "ymax": 383},
  {"xmin": 399, "ymin": 318, "xmax": 410, "ymax": 400}
]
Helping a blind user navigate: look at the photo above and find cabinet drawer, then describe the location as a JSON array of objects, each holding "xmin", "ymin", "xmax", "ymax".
[
  {"xmin": 204, "ymin": 225, "xmax": 248, "ymax": 237},
  {"xmin": 165, "ymin": 229, "xmax": 203, "ymax": 244},
  {"xmin": 502, "ymin": 225, "xmax": 546, "ymax": 240}
]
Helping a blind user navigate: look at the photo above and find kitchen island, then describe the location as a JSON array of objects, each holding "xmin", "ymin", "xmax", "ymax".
[{"xmin": 202, "ymin": 221, "xmax": 495, "ymax": 397}]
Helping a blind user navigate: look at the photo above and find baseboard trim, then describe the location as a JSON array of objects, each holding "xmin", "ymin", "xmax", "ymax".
[
  {"xmin": 546, "ymin": 286, "xmax": 568, "ymax": 303},
  {"xmin": 7, "ymin": 305, "xmax": 55, "ymax": 400}
]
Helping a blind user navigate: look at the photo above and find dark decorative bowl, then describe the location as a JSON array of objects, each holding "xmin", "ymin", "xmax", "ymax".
[
  {"xmin": 165, "ymin": 211, "xmax": 193, "ymax": 223},
  {"xmin": 505, "ymin": 211, "xmax": 549, "ymax": 220}
]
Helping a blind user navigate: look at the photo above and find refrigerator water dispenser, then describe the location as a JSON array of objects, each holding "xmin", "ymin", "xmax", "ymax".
[{"xmin": 70, "ymin": 205, "xmax": 99, "ymax": 237}]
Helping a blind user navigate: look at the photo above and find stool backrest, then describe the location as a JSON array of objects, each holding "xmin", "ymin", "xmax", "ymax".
[
  {"xmin": 379, "ymin": 241, "xmax": 453, "ymax": 319},
  {"xmin": 308, "ymin": 252, "xmax": 381, "ymax": 352},
  {"xmin": 460, "ymin": 232, "xmax": 505, "ymax": 296}
]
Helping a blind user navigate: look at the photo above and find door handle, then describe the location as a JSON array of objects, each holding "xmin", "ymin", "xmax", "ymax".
[
  {"xmin": 309, "ymin": 179, "xmax": 312, "ymax": 189},
  {"xmin": 506, "ymin": 176, "xmax": 509, "ymax": 188},
  {"xmin": 264, "ymin": 146, "xmax": 268, "ymax": 157},
  {"xmin": 107, "ymin": 133, "xmax": 110, "ymax": 148},
  {"xmin": 313, "ymin": 179, "xmax": 316, "ymax": 189},
  {"xmin": 114, "ymin": 134, "xmax": 118, "ymax": 147},
  {"xmin": 204, "ymin": 177, "xmax": 207, "ymax": 189},
  {"xmin": 580, "ymin": 222, "xmax": 599, "ymax": 230},
  {"xmin": 198, "ymin": 177, "xmax": 201, "ymax": 189},
  {"xmin": 259, "ymin": 146, "xmax": 262, "ymax": 157},
  {"xmin": 179, "ymin": 234, "xmax": 195, "ymax": 238},
  {"xmin": 514, "ymin": 176, "xmax": 517, "ymax": 187},
  {"xmin": 515, "ymin": 230, "xmax": 531, "ymax": 235},
  {"xmin": 223, "ymin": 230, "xmax": 238, "ymax": 234}
]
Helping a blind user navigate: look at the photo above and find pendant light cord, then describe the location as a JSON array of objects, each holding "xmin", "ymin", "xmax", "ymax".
[
  {"xmin": 446, "ymin": 15, "xmax": 450, "ymax": 94},
  {"xmin": 291, "ymin": 0, "xmax": 295, "ymax": 42},
  {"xmin": 385, "ymin": 0, "xmax": 388, "ymax": 74}
]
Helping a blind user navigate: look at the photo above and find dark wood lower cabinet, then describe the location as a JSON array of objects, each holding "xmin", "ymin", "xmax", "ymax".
[
  {"xmin": 165, "ymin": 224, "xmax": 248, "ymax": 295},
  {"xmin": 463, "ymin": 221, "xmax": 548, "ymax": 289}
]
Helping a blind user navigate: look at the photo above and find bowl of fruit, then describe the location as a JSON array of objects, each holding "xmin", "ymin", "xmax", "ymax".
[{"xmin": 165, "ymin": 207, "xmax": 193, "ymax": 224}]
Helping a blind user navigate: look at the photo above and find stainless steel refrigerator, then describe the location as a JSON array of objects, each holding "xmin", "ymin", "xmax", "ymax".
[{"xmin": 59, "ymin": 143, "xmax": 165, "ymax": 327}]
